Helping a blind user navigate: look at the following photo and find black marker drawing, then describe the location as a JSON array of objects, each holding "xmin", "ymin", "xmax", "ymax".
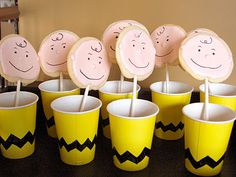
[
  {"xmin": 51, "ymin": 33, "xmax": 64, "ymax": 41},
  {"xmin": 16, "ymin": 40, "xmax": 27, "ymax": 48},
  {"xmin": 156, "ymin": 26, "xmax": 165, "ymax": 36},
  {"xmin": 200, "ymin": 37, "xmax": 213, "ymax": 44},
  {"xmin": 91, "ymin": 42, "xmax": 102, "ymax": 53}
]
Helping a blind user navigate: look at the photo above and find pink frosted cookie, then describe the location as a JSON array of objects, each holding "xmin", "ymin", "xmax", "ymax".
[
  {"xmin": 38, "ymin": 30, "xmax": 79, "ymax": 77},
  {"xmin": 67, "ymin": 37, "xmax": 111, "ymax": 90},
  {"xmin": 0, "ymin": 34, "xmax": 40, "ymax": 84},
  {"xmin": 179, "ymin": 33, "xmax": 233, "ymax": 82},
  {"xmin": 102, "ymin": 20, "xmax": 148, "ymax": 63},
  {"xmin": 151, "ymin": 24, "xmax": 186, "ymax": 68},
  {"xmin": 116, "ymin": 26, "xmax": 156, "ymax": 81}
]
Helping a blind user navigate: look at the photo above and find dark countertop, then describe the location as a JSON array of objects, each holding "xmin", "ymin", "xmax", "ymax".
[{"xmin": 0, "ymin": 87, "xmax": 235, "ymax": 177}]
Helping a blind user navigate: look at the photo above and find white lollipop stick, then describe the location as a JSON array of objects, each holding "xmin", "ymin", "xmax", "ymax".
[
  {"xmin": 118, "ymin": 74, "xmax": 124, "ymax": 93},
  {"xmin": 165, "ymin": 64, "xmax": 169, "ymax": 93},
  {"xmin": 129, "ymin": 75, "xmax": 137, "ymax": 117},
  {"xmin": 79, "ymin": 85, "xmax": 90, "ymax": 112},
  {"xmin": 202, "ymin": 78, "xmax": 209, "ymax": 120},
  {"xmin": 14, "ymin": 80, "xmax": 21, "ymax": 107},
  {"xmin": 59, "ymin": 72, "xmax": 63, "ymax": 91}
]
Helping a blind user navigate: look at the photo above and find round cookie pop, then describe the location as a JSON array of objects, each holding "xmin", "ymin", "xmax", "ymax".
[
  {"xmin": 116, "ymin": 26, "xmax": 155, "ymax": 116},
  {"xmin": 0, "ymin": 34, "xmax": 40, "ymax": 106},
  {"xmin": 38, "ymin": 30, "xmax": 79, "ymax": 77},
  {"xmin": 102, "ymin": 20, "xmax": 148, "ymax": 63},
  {"xmin": 68, "ymin": 37, "xmax": 111, "ymax": 111},
  {"xmin": 179, "ymin": 33, "xmax": 233, "ymax": 83},
  {"xmin": 179, "ymin": 33, "xmax": 233, "ymax": 119},
  {"xmin": 151, "ymin": 24, "xmax": 186, "ymax": 68}
]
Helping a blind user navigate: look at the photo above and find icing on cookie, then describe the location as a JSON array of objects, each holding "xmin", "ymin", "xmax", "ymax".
[
  {"xmin": 151, "ymin": 24, "xmax": 186, "ymax": 68},
  {"xmin": 179, "ymin": 33, "xmax": 233, "ymax": 82},
  {"xmin": 68, "ymin": 37, "xmax": 111, "ymax": 90},
  {"xmin": 0, "ymin": 34, "xmax": 40, "ymax": 84},
  {"xmin": 102, "ymin": 20, "xmax": 148, "ymax": 63},
  {"xmin": 38, "ymin": 30, "xmax": 79, "ymax": 77},
  {"xmin": 116, "ymin": 26, "xmax": 155, "ymax": 81}
]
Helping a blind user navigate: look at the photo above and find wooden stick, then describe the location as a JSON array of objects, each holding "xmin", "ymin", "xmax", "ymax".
[
  {"xmin": 59, "ymin": 72, "xmax": 63, "ymax": 91},
  {"xmin": 79, "ymin": 85, "xmax": 90, "ymax": 112},
  {"xmin": 118, "ymin": 74, "xmax": 124, "ymax": 93},
  {"xmin": 203, "ymin": 78, "xmax": 209, "ymax": 120},
  {"xmin": 165, "ymin": 64, "xmax": 169, "ymax": 93},
  {"xmin": 129, "ymin": 75, "xmax": 137, "ymax": 117},
  {"xmin": 14, "ymin": 80, "xmax": 21, "ymax": 107}
]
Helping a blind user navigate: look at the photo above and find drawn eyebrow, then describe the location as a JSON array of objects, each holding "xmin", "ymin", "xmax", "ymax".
[
  {"xmin": 141, "ymin": 42, "xmax": 146, "ymax": 44},
  {"xmin": 50, "ymin": 44, "xmax": 54, "ymax": 47},
  {"xmin": 88, "ymin": 53, "xmax": 92, "ymax": 55},
  {"xmin": 167, "ymin": 35, "xmax": 169, "ymax": 38},
  {"xmin": 14, "ymin": 47, "xmax": 18, "ymax": 50},
  {"xmin": 132, "ymin": 40, "xmax": 136, "ymax": 42},
  {"xmin": 113, "ymin": 32, "xmax": 120, "ymax": 34},
  {"xmin": 26, "ymin": 51, "xmax": 29, "ymax": 53},
  {"xmin": 211, "ymin": 48, "xmax": 216, "ymax": 51},
  {"xmin": 99, "ymin": 56, "xmax": 102, "ymax": 59},
  {"xmin": 61, "ymin": 43, "xmax": 66, "ymax": 45},
  {"xmin": 198, "ymin": 45, "xmax": 202, "ymax": 48}
]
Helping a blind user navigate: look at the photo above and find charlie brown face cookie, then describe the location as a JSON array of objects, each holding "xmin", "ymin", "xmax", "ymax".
[
  {"xmin": 38, "ymin": 30, "xmax": 79, "ymax": 77},
  {"xmin": 151, "ymin": 25, "xmax": 186, "ymax": 68},
  {"xmin": 102, "ymin": 20, "xmax": 148, "ymax": 63},
  {"xmin": 179, "ymin": 33, "xmax": 233, "ymax": 82},
  {"xmin": 68, "ymin": 37, "xmax": 111, "ymax": 90},
  {"xmin": 116, "ymin": 26, "xmax": 156, "ymax": 81},
  {"xmin": 0, "ymin": 34, "xmax": 40, "ymax": 84}
]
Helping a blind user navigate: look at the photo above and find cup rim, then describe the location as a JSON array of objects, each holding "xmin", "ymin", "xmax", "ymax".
[
  {"xmin": 150, "ymin": 81, "xmax": 194, "ymax": 96},
  {"xmin": 199, "ymin": 83, "xmax": 236, "ymax": 98},
  {"xmin": 38, "ymin": 79, "xmax": 79, "ymax": 93},
  {"xmin": 99, "ymin": 80, "xmax": 141, "ymax": 96},
  {"xmin": 51, "ymin": 95, "xmax": 102, "ymax": 115},
  {"xmin": 0, "ymin": 91, "xmax": 38, "ymax": 110},
  {"xmin": 107, "ymin": 98, "xmax": 159, "ymax": 120},
  {"xmin": 182, "ymin": 102, "xmax": 236, "ymax": 124}
]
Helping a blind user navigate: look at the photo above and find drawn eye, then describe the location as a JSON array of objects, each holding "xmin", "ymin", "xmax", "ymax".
[
  {"xmin": 133, "ymin": 44, "xmax": 135, "ymax": 47},
  {"xmin": 156, "ymin": 41, "xmax": 159, "ymax": 44},
  {"xmin": 51, "ymin": 48, "xmax": 53, "ymax": 50},
  {"xmin": 14, "ymin": 51, "xmax": 17, "ymax": 54},
  {"xmin": 63, "ymin": 46, "xmax": 66, "ymax": 48},
  {"xmin": 26, "ymin": 54, "xmax": 29, "ymax": 58},
  {"xmin": 142, "ymin": 47, "xmax": 145, "ymax": 50},
  {"xmin": 99, "ymin": 61, "xmax": 101, "ymax": 64},
  {"xmin": 212, "ymin": 52, "xmax": 215, "ymax": 55},
  {"xmin": 166, "ymin": 39, "xmax": 169, "ymax": 42},
  {"xmin": 198, "ymin": 49, "xmax": 201, "ymax": 52},
  {"xmin": 115, "ymin": 36, "xmax": 118, "ymax": 39},
  {"xmin": 88, "ymin": 57, "xmax": 90, "ymax": 60}
]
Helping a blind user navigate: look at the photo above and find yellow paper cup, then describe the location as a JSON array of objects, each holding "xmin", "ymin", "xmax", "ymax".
[
  {"xmin": 99, "ymin": 81, "xmax": 140, "ymax": 139},
  {"xmin": 183, "ymin": 103, "xmax": 236, "ymax": 176},
  {"xmin": 0, "ymin": 91, "xmax": 38, "ymax": 159},
  {"xmin": 51, "ymin": 95, "xmax": 101, "ymax": 165},
  {"xmin": 200, "ymin": 83, "xmax": 236, "ymax": 111},
  {"xmin": 38, "ymin": 79, "xmax": 79, "ymax": 138},
  {"xmin": 150, "ymin": 81, "xmax": 193, "ymax": 140},
  {"xmin": 107, "ymin": 99, "xmax": 159, "ymax": 171}
]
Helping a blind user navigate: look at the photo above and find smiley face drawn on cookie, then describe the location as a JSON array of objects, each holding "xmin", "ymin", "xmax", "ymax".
[
  {"xmin": 151, "ymin": 25, "xmax": 186, "ymax": 68},
  {"xmin": 179, "ymin": 33, "xmax": 233, "ymax": 82},
  {"xmin": 68, "ymin": 37, "xmax": 111, "ymax": 90},
  {"xmin": 116, "ymin": 26, "xmax": 156, "ymax": 81},
  {"xmin": 38, "ymin": 30, "xmax": 79, "ymax": 77},
  {"xmin": 0, "ymin": 34, "xmax": 40, "ymax": 84},
  {"xmin": 102, "ymin": 20, "xmax": 148, "ymax": 63}
]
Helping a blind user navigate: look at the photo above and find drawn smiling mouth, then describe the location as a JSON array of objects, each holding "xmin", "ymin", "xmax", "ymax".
[
  {"xmin": 156, "ymin": 49, "xmax": 174, "ymax": 57},
  {"xmin": 80, "ymin": 70, "xmax": 104, "ymax": 80},
  {"xmin": 9, "ymin": 61, "xmax": 33, "ymax": 73},
  {"xmin": 128, "ymin": 58, "xmax": 149, "ymax": 68},
  {"xmin": 110, "ymin": 46, "xmax": 115, "ymax": 51},
  {"xmin": 46, "ymin": 61, "xmax": 67, "ymax": 66},
  {"xmin": 190, "ymin": 58, "xmax": 222, "ymax": 69}
]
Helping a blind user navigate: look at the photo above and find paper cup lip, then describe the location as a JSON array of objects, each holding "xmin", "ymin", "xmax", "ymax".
[
  {"xmin": 183, "ymin": 102, "xmax": 236, "ymax": 124},
  {"xmin": 107, "ymin": 98, "xmax": 159, "ymax": 120},
  {"xmin": 150, "ymin": 81, "xmax": 194, "ymax": 95},
  {"xmin": 199, "ymin": 83, "xmax": 236, "ymax": 98},
  {"xmin": 51, "ymin": 95, "xmax": 102, "ymax": 115},
  {"xmin": 99, "ymin": 80, "xmax": 141, "ymax": 95},
  {"xmin": 38, "ymin": 79, "xmax": 79, "ymax": 93},
  {"xmin": 0, "ymin": 91, "xmax": 38, "ymax": 110}
]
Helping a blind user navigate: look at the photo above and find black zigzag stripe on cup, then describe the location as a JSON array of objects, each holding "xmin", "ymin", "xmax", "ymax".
[
  {"xmin": 58, "ymin": 135, "xmax": 97, "ymax": 152},
  {"xmin": 0, "ymin": 131, "xmax": 35, "ymax": 150},
  {"xmin": 46, "ymin": 116, "xmax": 55, "ymax": 128},
  {"xmin": 102, "ymin": 117, "xmax": 109, "ymax": 127},
  {"xmin": 155, "ymin": 121, "xmax": 184, "ymax": 132},
  {"xmin": 112, "ymin": 147, "xmax": 151, "ymax": 164},
  {"xmin": 185, "ymin": 148, "xmax": 226, "ymax": 169}
]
